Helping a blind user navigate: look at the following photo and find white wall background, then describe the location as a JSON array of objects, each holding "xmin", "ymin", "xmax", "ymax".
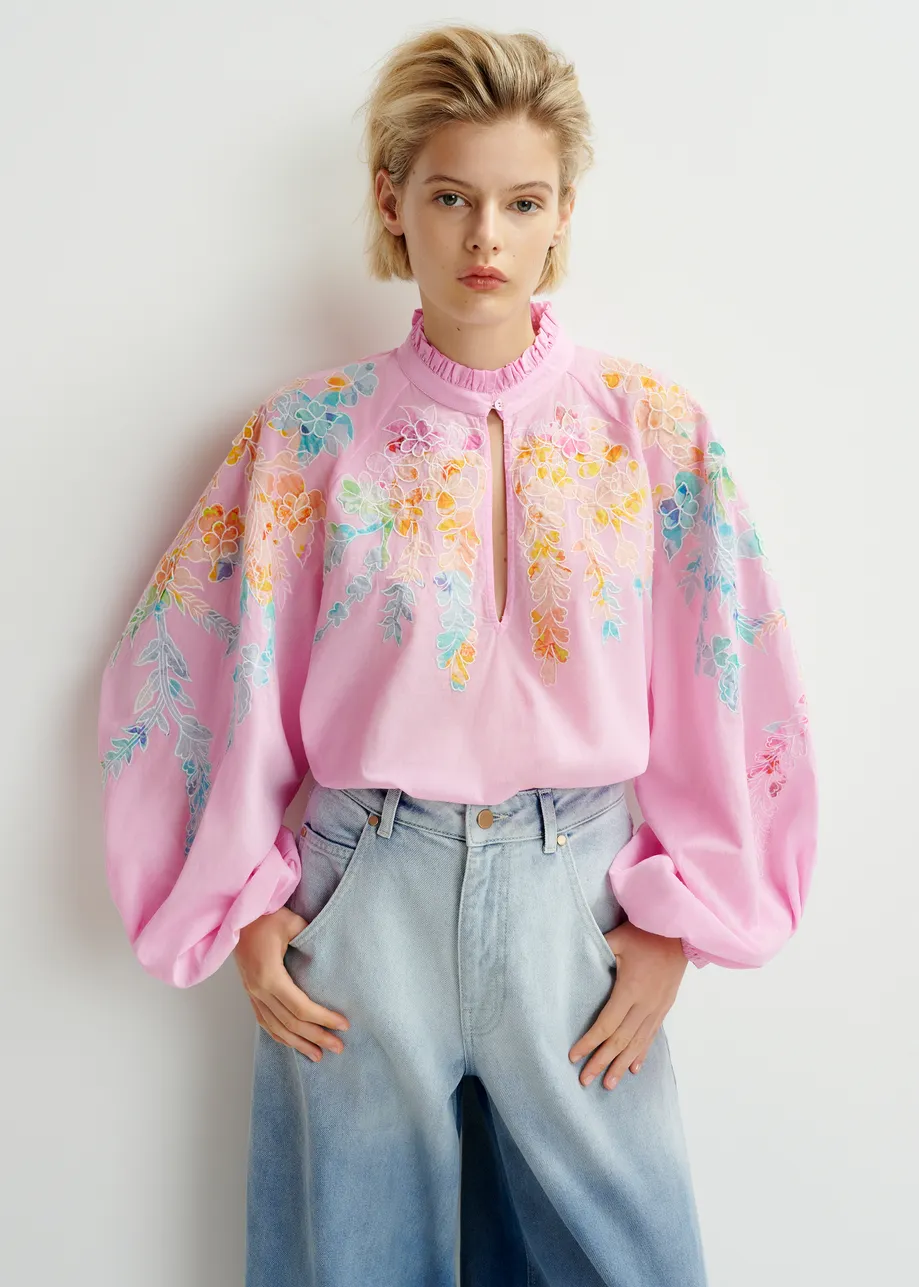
[{"xmin": 2, "ymin": 2, "xmax": 915, "ymax": 1283}]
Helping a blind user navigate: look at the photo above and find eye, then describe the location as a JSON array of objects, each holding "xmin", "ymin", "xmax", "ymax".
[{"xmin": 433, "ymin": 193, "xmax": 543, "ymax": 213}]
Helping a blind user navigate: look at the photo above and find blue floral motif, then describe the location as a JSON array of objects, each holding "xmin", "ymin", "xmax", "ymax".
[
  {"xmin": 323, "ymin": 601, "xmax": 350, "ymax": 630},
  {"xmin": 700, "ymin": 633, "xmax": 742, "ymax": 712},
  {"xmin": 657, "ymin": 439, "xmax": 785, "ymax": 711},
  {"xmin": 434, "ymin": 569, "xmax": 477, "ymax": 691},
  {"xmin": 335, "ymin": 363, "xmax": 379, "ymax": 405},
  {"xmin": 659, "ymin": 469, "xmax": 702, "ymax": 558},
  {"xmin": 267, "ymin": 362, "xmax": 379, "ymax": 464}
]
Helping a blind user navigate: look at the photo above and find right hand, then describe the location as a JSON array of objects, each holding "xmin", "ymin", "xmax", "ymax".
[{"xmin": 233, "ymin": 906, "xmax": 349, "ymax": 1062}]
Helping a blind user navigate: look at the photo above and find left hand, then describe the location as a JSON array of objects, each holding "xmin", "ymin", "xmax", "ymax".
[{"xmin": 568, "ymin": 921, "xmax": 688, "ymax": 1090}]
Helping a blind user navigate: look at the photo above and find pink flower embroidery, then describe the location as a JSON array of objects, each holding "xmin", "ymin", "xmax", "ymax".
[
  {"xmin": 386, "ymin": 406, "xmax": 447, "ymax": 456},
  {"xmin": 554, "ymin": 404, "xmax": 591, "ymax": 459}
]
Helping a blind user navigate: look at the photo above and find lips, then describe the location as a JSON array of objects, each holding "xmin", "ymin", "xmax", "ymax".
[{"xmin": 460, "ymin": 267, "xmax": 507, "ymax": 281}]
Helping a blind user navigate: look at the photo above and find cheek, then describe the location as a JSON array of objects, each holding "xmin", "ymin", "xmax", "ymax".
[
  {"xmin": 402, "ymin": 208, "xmax": 444, "ymax": 259},
  {"xmin": 517, "ymin": 226, "xmax": 554, "ymax": 263}
]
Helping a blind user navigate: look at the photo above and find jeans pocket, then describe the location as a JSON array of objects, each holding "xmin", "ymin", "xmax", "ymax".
[
  {"xmin": 286, "ymin": 789, "xmax": 375, "ymax": 951},
  {"xmin": 561, "ymin": 794, "xmax": 633, "ymax": 969}
]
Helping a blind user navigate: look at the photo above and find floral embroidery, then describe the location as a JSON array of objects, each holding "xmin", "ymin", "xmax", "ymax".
[
  {"xmin": 600, "ymin": 355, "xmax": 786, "ymax": 711},
  {"xmin": 748, "ymin": 693, "xmax": 811, "ymax": 870},
  {"xmin": 600, "ymin": 358, "xmax": 703, "ymax": 472},
  {"xmin": 265, "ymin": 362, "xmax": 379, "ymax": 462},
  {"xmin": 312, "ymin": 402, "xmax": 650, "ymax": 689},
  {"xmin": 314, "ymin": 406, "xmax": 486, "ymax": 691},
  {"xmin": 100, "ymin": 399, "xmax": 332, "ymax": 853},
  {"xmin": 510, "ymin": 404, "xmax": 649, "ymax": 685}
]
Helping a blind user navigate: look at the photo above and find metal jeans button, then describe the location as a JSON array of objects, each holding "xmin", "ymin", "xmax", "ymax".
[{"xmin": 477, "ymin": 808, "xmax": 494, "ymax": 828}]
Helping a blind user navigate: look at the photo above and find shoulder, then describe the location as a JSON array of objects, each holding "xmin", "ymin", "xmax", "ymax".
[
  {"xmin": 570, "ymin": 343, "xmax": 699, "ymax": 433},
  {"xmin": 569, "ymin": 342, "xmax": 718, "ymax": 482},
  {"xmin": 240, "ymin": 344, "xmax": 398, "ymax": 469},
  {"xmin": 263, "ymin": 346, "xmax": 394, "ymax": 444}
]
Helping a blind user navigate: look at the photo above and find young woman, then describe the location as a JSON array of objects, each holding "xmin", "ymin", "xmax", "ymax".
[{"xmin": 98, "ymin": 23, "xmax": 818, "ymax": 1287}]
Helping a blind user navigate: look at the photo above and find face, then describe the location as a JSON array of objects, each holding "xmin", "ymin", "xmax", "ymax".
[{"xmin": 375, "ymin": 115, "xmax": 575, "ymax": 323}]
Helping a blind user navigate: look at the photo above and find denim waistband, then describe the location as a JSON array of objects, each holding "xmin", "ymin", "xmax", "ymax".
[{"xmin": 323, "ymin": 783, "xmax": 628, "ymax": 855}]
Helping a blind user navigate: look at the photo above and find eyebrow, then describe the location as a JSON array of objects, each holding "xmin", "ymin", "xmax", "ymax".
[{"xmin": 422, "ymin": 173, "xmax": 555, "ymax": 196}]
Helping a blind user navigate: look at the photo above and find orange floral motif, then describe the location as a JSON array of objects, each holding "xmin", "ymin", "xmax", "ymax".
[
  {"xmin": 314, "ymin": 408, "xmax": 487, "ymax": 689},
  {"xmin": 510, "ymin": 407, "xmax": 651, "ymax": 683},
  {"xmin": 110, "ymin": 408, "xmax": 325, "ymax": 665},
  {"xmin": 101, "ymin": 369, "xmax": 380, "ymax": 849},
  {"xmin": 266, "ymin": 469, "xmax": 326, "ymax": 560},
  {"xmin": 195, "ymin": 504, "xmax": 244, "ymax": 582},
  {"xmin": 600, "ymin": 356, "xmax": 704, "ymax": 471},
  {"xmin": 226, "ymin": 408, "xmax": 262, "ymax": 468}
]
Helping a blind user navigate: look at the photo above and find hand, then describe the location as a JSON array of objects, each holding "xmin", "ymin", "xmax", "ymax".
[
  {"xmin": 568, "ymin": 921, "xmax": 688, "ymax": 1090},
  {"xmin": 233, "ymin": 907, "xmax": 350, "ymax": 1063}
]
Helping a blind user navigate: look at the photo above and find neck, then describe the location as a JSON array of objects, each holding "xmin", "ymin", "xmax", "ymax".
[{"xmin": 415, "ymin": 292, "xmax": 537, "ymax": 372}]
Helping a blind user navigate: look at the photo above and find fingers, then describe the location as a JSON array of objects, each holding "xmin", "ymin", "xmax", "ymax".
[
  {"xmin": 573, "ymin": 1008, "xmax": 662, "ymax": 1090},
  {"xmin": 247, "ymin": 969, "xmax": 350, "ymax": 1063},
  {"xmin": 258, "ymin": 988, "xmax": 346, "ymax": 1057},
  {"xmin": 250, "ymin": 995, "xmax": 326, "ymax": 1062},
  {"xmin": 569, "ymin": 995, "xmax": 639, "ymax": 1066},
  {"xmin": 571, "ymin": 1001, "xmax": 643, "ymax": 1087},
  {"xmin": 596, "ymin": 1013, "xmax": 659, "ymax": 1089},
  {"xmin": 274, "ymin": 969, "xmax": 349, "ymax": 1034}
]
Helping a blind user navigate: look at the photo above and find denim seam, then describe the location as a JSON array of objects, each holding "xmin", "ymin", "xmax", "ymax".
[{"xmin": 560, "ymin": 822, "xmax": 623, "ymax": 970}]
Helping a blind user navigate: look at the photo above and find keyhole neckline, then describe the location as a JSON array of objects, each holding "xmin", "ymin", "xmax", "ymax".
[{"xmin": 484, "ymin": 403, "xmax": 513, "ymax": 631}]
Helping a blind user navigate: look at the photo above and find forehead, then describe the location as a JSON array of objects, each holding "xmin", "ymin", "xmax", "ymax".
[{"xmin": 411, "ymin": 118, "xmax": 559, "ymax": 191}]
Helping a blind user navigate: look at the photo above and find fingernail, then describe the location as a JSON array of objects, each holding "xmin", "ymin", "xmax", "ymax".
[
  {"xmin": 605, "ymin": 1076, "xmax": 619, "ymax": 1090},
  {"xmin": 633, "ymin": 1063, "xmax": 643, "ymax": 1073},
  {"xmin": 582, "ymin": 1073, "xmax": 595, "ymax": 1086}
]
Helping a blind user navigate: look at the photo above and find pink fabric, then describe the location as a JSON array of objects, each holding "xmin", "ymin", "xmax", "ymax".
[{"xmin": 97, "ymin": 298, "xmax": 818, "ymax": 986}]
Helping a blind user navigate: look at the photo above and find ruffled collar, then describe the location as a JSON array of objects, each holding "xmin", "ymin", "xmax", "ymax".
[{"xmin": 393, "ymin": 297, "xmax": 575, "ymax": 415}]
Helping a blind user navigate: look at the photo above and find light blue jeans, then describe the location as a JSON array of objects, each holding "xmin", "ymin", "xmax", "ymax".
[{"xmin": 246, "ymin": 783, "xmax": 709, "ymax": 1286}]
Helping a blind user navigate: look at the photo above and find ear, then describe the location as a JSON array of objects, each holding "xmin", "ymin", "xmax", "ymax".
[
  {"xmin": 552, "ymin": 185, "xmax": 577, "ymax": 246},
  {"xmin": 375, "ymin": 169, "xmax": 405, "ymax": 237}
]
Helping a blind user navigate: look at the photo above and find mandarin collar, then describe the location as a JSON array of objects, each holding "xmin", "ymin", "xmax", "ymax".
[{"xmin": 393, "ymin": 297, "xmax": 575, "ymax": 415}]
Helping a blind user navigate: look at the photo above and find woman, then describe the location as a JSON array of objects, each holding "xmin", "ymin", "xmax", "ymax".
[{"xmin": 98, "ymin": 23, "xmax": 818, "ymax": 1287}]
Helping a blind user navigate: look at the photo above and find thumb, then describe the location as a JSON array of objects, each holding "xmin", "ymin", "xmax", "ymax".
[
  {"xmin": 603, "ymin": 923, "xmax": 628, "ymax": 960},
  {"xmin": 285, "ymin": 911, "xmax": 309, "ymax": 942}
]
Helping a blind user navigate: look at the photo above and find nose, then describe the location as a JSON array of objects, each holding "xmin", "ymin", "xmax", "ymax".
[{"xmin": 467, "ymin": 202, "xmax": 501, "ymax": 254}]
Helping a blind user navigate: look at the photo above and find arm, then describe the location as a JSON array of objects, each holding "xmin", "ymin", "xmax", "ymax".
[
  {"xmin": 98, "ymin": 402, "xmax": 325, "ymax": 987},
  {"xmin": 606, "ymin": 366, "xmax": 818, "ymax": 968}
]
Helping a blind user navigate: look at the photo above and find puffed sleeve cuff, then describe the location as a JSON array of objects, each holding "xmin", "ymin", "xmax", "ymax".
[
  {"xmin": 132, "ymin": 824, "xmax": 302, "ymax": 989},
  {"xmin": 681, "ymin": 938, "xmax": 712, "ymax": 969},
  {"xmin": 609, "ymin": 817, "xmax": 812, "ymax": 970}
]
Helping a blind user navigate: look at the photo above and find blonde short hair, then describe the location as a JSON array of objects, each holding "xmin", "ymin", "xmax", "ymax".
[{"xmin": 356, "ymin": 24, "xmax": 595, "ymax": 294}]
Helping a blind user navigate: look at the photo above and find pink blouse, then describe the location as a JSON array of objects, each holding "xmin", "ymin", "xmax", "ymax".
[{"xmin": 97, "ymin": 298, "xmax": 818, "ymax": 987}]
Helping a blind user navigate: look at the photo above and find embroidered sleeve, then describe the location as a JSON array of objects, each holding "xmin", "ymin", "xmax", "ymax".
[
  {"xmin": 604, "ymin": 365, "xmax": 819, "ymax": 968},
  {"xmin": 97, "ymin": 399, "xmax": 326, "ymax": 987}
]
